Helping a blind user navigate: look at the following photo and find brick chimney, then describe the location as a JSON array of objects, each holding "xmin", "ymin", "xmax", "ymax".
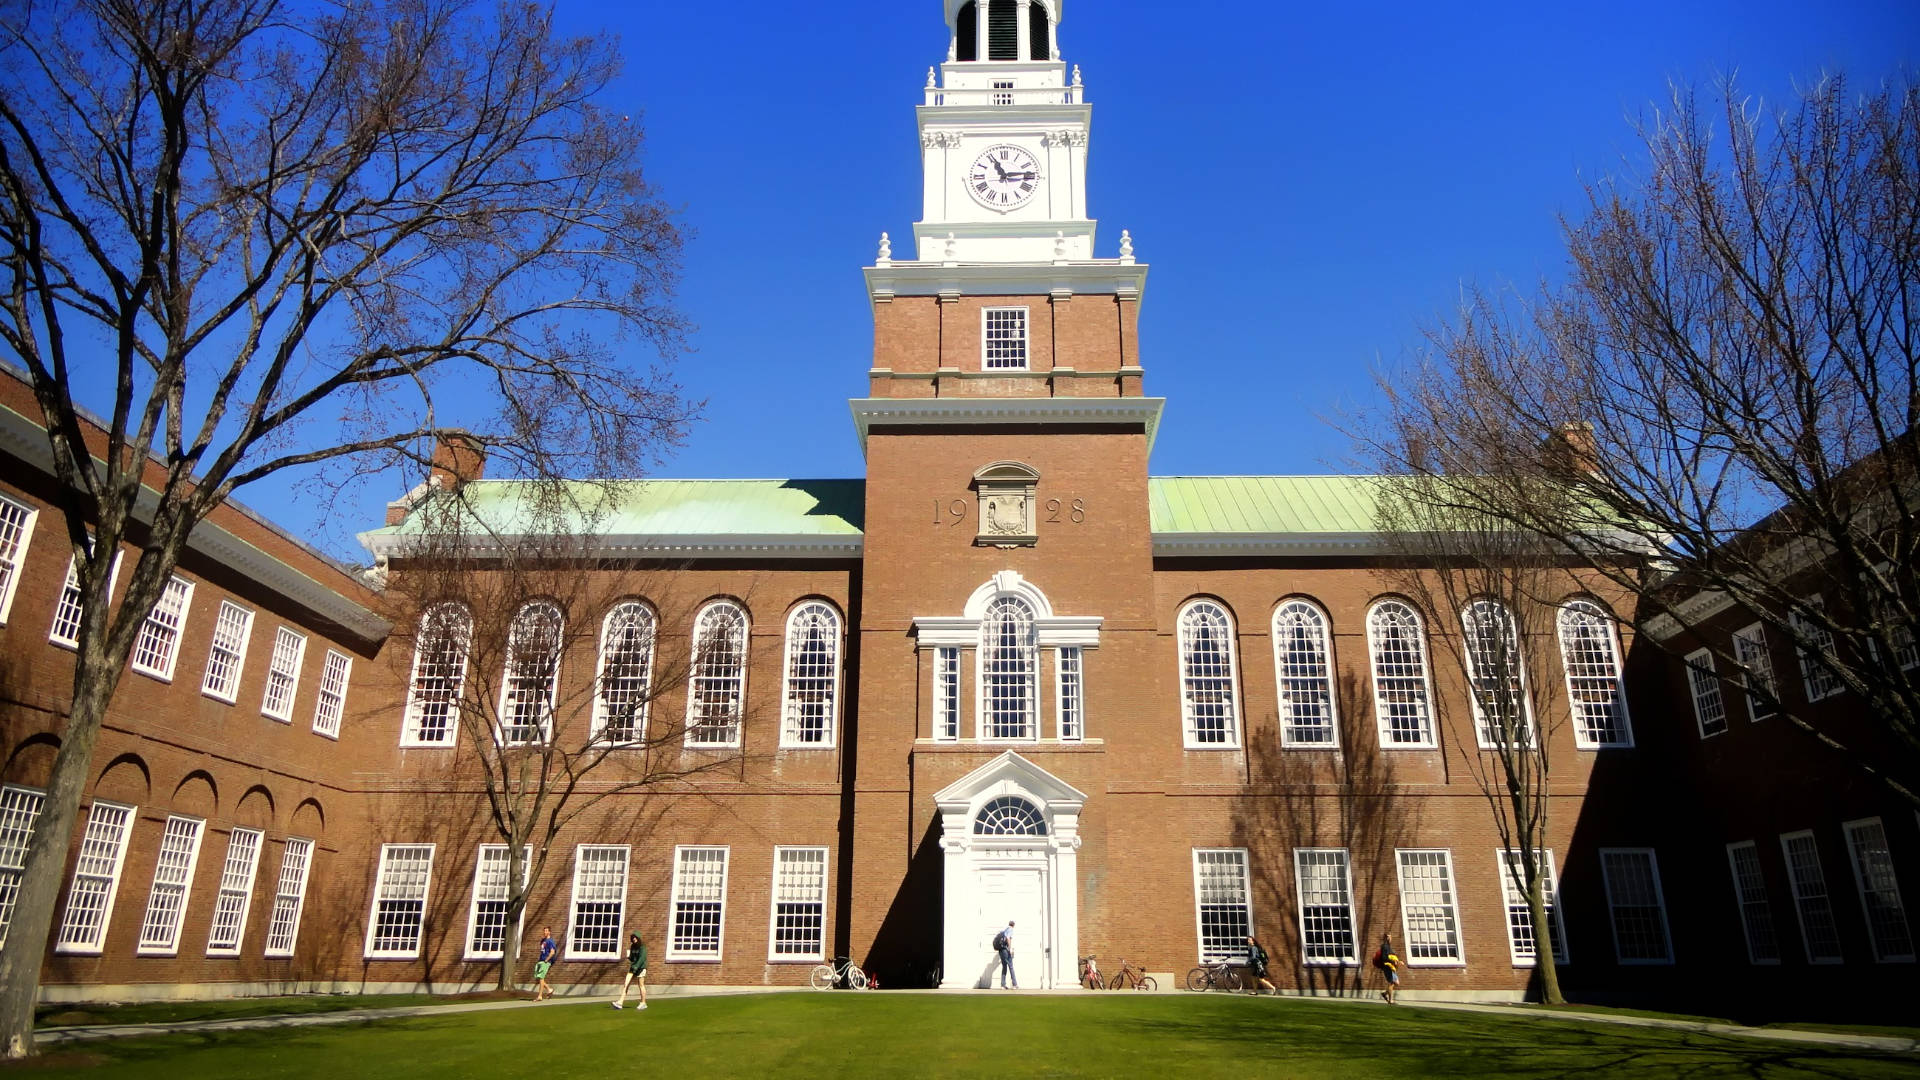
[
  {"xmin": 429, "ymin": 430, "xmax": 486, "ymax": 490},
  {"xmin": 1543, "ymin": 421, "xmax": 1598, "ymax": 476}
]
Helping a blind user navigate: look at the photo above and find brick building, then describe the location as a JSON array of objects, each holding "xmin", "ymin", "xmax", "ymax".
[{"xmin": 0, "ymin": 0, "xmax": 1909, "ymax": 1013}]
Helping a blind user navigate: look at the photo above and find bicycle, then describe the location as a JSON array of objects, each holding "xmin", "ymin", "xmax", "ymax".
[
  {"xmin": 1079, "ymin": 955, "xmax": 1102, "ymax": 990},
  {"xmin": 808, "ymin": 955, "xmax": 869, "ymax": 990},
  {"xmin": 1105, "ymin": 958, "xmax": 1157, "ymax": 991},
  {"xmin": 1185, "ymin": 960, "xmax": 1243, "ymax": 992}
]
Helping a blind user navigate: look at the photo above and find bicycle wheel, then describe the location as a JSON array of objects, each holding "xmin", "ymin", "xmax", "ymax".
[
  {"xmin": 1186, "ymin": 967, "xmax": 1209, "ymax": 991},
  {"xmin": 848, "ymin": 966, "xmax": 869, "ymax": 989},
  {"xmin": 1105, "ymin": 972, "xmax": 1127, "ymax": 990},
  {"xmin": 1138, "ymin": 976, "xmax": 1157, "ymax": 992},
  {"xmin": 808, "ymin": 963, "xmax": 836, "ymax": 990}
]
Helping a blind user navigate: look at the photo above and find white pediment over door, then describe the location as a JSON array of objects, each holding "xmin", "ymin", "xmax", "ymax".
[{"xmin": 933, "ymin": 750, "xmax": 1089, "ymax": 816}]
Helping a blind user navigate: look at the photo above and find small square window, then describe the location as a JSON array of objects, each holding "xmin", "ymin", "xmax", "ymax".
[{"xmin": 982, "ymin": 308, "xmax": 1028, "ymax": 370}]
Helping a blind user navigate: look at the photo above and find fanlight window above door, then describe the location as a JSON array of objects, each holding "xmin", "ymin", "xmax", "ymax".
[{"xmin": 974, "ymin": 796, "xmax": 1047, "ymax": 836}]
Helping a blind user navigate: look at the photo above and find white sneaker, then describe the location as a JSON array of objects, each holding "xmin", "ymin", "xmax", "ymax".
[
  {"xmin": 638, "ymin": 1003, "xmax": 648, "ymax": 1010},
  {"xmin": 611, "ymin": 1002, "xmax": 623, "ymax": 1009}
]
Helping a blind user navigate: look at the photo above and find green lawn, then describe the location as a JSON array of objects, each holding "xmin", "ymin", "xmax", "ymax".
[
  {"xmin": 14, "ymin": 994, "xmax": 1918, "ymax": 1079},
  {"xmin": 34, "ymin": 994, "xmax": 455, "ymax": 1029}
]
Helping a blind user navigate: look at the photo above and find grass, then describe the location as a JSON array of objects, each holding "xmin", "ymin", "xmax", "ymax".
[
  {"xmin": 10, "ymin": 993, "xmax": 1918, "ymax": 1078},
  {"xmin": 34, "ymin": 992, "xmax": 511, "ymax": 1029},
  {"xmin": 1529, "ymin": 1002, "xmax": 1920, "ymax": 1042}
]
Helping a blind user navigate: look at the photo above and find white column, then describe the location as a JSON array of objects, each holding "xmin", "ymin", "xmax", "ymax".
[
  {"xmin": 1050, "ymin": 811, "xmax": 1081, "ymax": 989},
  {"xmin": 939, "ymin": 814, "xmax": 976, "ymax": 988}
]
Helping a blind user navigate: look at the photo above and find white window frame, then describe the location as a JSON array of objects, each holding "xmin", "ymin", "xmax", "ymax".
[
  {"xmin": 400, "ymin": 603, "xmax": 471, "ymax": 747},
  {"xmin": 685, "ymin": 601, "xmax": 748, "ymax": 749},
  {"xmin": 1178, "ymin": 599, "xmax": 1241, "ymax": 750},
  {"xmin": 464, "ymin": 844, "xmax": 531, "ymax": 961},
  {"xmin": 933, "ymin": 646, "xmax": 961, "ymax": 741},
  {"xmin": 1055, "ymin": 645, "xmax": 1084, "ymax": 742},
  {"xmin": 260, "ymin": 625, "xmax": 308, "ymax": 722},
  {"xmin": 977, "ymin": 594, "xmax": 1039, "ymax": 741},
  {"xmin": 363, "ymin": 843, "xmax": 436, "ymax": 959},
  {"xmin": 48, "ymin": 547, "xmax": 122, "ymax": 649},
  {"xmin": 1841, "ymin": 817, "xmax": 1915, "ymax": 964},
  {"xmin": 780, "ymin": 601, "xmax": 842, "ymax": 748},
  {"xmin": 56, "ymin": 800, "xmax": 137, "ymax": 955},
  {"xmin": 1293, "ymin": 847, "xmax": 1358, "ymax": 965},
  {"xmin": 1557, "ymin": 599, "xmax": 1633, "ymax": 748},
  {"xmin": 1792, "ymin": 596, "xmax": 1845, "ymax": 702},
  {"xmin": 0, "ymin": 493, "xmax": 36, "ymax": 624},
  {"xmin": 591, "ymin": 600, "xmax": 656, "ymax": 745},
  {"xmin": 1191, "ymin": 848, "xmax": 1253, "ymax": 964},
  {"xmin": 1497, "ymin": 848, "xmax": 1569, "ymax": 967},
  {"xmin": 1273, "ymin": 599, "xmax": 1339, "ymax": 748},
  {"xmin": 1394, "ymin": 848, "xmax": 1464, "ymax": 966},
  {"xmin": 1684, "ymin": 648, "xmax": 1727, "ymax": 739},
  {"xmin": 263, "ymin": 836, "xmax": 314, "ymax": 957},
  {"xmin": 1367, "ymin": 599, "xmax": 1436, "ymax": 749},
  {"xmin": 312, "ymin": 649, "xmax": 352, "ymax": 739},
  {"xmin": 1731, "ymin": 622, "xmax": 1779, "ymax": 722},
  {"xmin": 1598, "ymin": 847, "xmax": 1674, "ymax": 965},
  {"xmin": 1779, "ymin": 829, "xmax": 1844, "ymax": 964},
  {"xmin": 767, "ymin": 846, "xmax": 829, "ymax": 962},
  {"xmin": 566, "ymin": 844, "xmax": 630, "ymax": 961},
  {"xmin": 1725, "ymin": 840, "xmax": 1781, "ymax": 965},
  {"xmin": 498, "ymin": 600, "xmax": 563, "ymax": 746},
  {"xmin": 199, "ymin": 600, "xmax": 255, "ymax": 704},
  {"xmin": 130, "ymin": 575, "xmax": 195, "ymax": 682},
  {"xmin": 0, "ymin": 784, "xmax": 48, "ymax": 947},
  {"xmin": 1461, "ymin": 598, "xmax": 1534, "ymax": 748},
  {"xmin": 981, "ymin": 305, "xmax": 1030, "ymax": 370},
  {"xmin": 205, "ymin": 826, "xmax": 264, "ymax": 957},
  {"xmin": 666, "ymin": 845, "xmax": 730, "ymax": 962}
]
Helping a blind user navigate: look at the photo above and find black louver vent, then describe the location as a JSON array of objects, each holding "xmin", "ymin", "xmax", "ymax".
[
  {"xmin": 956, "ymin": 2, "xmax": 977, "ymax": 61},
  {"xmin": 1028, "ymin": 2, "xmax": 1049, "ymax": 61},
  {"xmin": 988, "ymin": 0, "xmax": 1019, "ymax": 60}
]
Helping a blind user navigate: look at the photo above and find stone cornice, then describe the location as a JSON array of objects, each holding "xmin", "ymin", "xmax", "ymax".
[
  {"xmin": 1150, "ymin": 531, "xmax": 1396, "ymax": 557},
  {"xmin": 359, "ymin": 530, "xmax": 864, "ymax": 562},
  {"xmin": 864, "ymin": 258, "xmax": 1146, "ymax": 303},
  {"xmin": 850, "ymin": 395, "xmax": 1164, "ymax": 454}
]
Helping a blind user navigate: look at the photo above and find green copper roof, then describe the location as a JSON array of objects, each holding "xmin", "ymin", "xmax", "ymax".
[{"xmin": 1148, "ymin": 475, "xmax": 1393, "ymax": 534}]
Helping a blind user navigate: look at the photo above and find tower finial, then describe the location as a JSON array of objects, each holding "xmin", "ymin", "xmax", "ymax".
[
  {"xmin": 877, "ymin": 232, "xmax": 892, "ymax": 265},
  {"xmin": 1072, "ymin": 65, "xmax": 1082, "ymax": 87},
  {"xmin": 927, "ymin": 67, "xmax": 937, "ymax": 88},
  {"xmin": 943, "ymin": 232, "xmax": 957, "ymax": 264},
  {"xmin": 1053, "ymin": 231, "xmax": 1068, "ymax": 264},
  {"xmin": 1118, "ymin": 229, "xmax": 1135, "ymax": 264}
]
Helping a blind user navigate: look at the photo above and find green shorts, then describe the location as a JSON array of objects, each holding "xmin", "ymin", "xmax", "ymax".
[{"xmin": 534, "ymin": 960, "xmax": 552, "ymax": 979}]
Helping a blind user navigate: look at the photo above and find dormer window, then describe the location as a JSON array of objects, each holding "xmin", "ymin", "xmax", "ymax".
[{"xmin": 983, "ymin": 307, "xmax": 1028, "ymax": 369}]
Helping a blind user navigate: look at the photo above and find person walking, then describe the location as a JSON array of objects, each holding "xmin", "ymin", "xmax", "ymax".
[
  {"xmin": 992, "ymin": 921, "xmax": 1017, "ymax": 989},
  {"xmin": 1372, "ymin": 935, "xmax": 1402, "ymax": 1005},
  {"xmin": 533, "ymin": 926, "xmax": 559, "ymax": 1001},
  {"xmin": 611, "ymin": 931, "xmax": 648, "ymax": 1010},
  {"xmin": 1244, "ymin": 935, "xmax": 1277, "ymax": 995}
]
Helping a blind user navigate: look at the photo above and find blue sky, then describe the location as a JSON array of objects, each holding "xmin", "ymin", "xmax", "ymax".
[{"xmin": 285, "ymin": 0, "xmax": 1916, "ymax": 558}]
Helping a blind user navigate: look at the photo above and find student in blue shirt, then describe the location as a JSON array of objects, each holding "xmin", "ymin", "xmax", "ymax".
[{"xmin": 534, "ymin": 926, "xmax": 559, "ymax": 1001}]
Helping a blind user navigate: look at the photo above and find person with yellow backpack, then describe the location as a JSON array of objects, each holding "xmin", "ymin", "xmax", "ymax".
[{"xmin": 1371, "ymin": 936, "xmax": 1402, "ymax": 1005}]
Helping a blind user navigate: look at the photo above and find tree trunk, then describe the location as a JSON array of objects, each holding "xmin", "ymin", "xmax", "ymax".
[
  {"xmin": 499, "ymin": 848, "xmax": 527, "ymax": 993},
  {"xmin": 1526, "ymin": 874, "xmax": 1565, "ymax": 1005}
]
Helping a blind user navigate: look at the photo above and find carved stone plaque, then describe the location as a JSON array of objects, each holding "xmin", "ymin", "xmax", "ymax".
[{"xmin": 973, "ymin": 461, "xmax": 1040, "ymax": 547}]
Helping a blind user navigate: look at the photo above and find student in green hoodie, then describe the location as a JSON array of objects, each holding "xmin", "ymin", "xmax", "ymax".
[{"xmin": 611, "ymin": 932, "xmax": 648, "ymax": 1010}]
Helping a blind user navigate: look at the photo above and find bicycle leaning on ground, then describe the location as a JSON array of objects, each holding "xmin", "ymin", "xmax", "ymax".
[
  {"xmin": 809, "ymin": 956, "xmax": 869, "ymax": 990},
  {"xmin": 1105, "ymin": 958, "xmax": 1157, "ymax": 991},
  {"xmin": 1185, "ymin": 960, "xmax": 1243, "ymax": 992}
]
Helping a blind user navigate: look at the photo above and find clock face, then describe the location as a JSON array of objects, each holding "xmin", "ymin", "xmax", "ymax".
[{"xmin": 968, "ymin": 144, "xmax": 1042, "ymax": 210}]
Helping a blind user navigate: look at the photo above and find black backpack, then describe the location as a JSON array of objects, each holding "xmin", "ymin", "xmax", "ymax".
[{"xmin": 992, "ymin": 931, "xmax": 1008, "ymax": 951}]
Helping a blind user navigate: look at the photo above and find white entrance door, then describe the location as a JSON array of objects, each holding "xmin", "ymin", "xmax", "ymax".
[{"xmin": 977, "ymin": 867, "xmax": 1047, "ymax": 988}]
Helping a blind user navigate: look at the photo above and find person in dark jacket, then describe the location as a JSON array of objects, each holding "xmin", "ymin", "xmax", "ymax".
[
  {"xmin": 1245, "ymin": 936, "xmax": 1277, "ymax": 995},
  {"xmin": 612, "ymin": 932, "xmax": 648, "ymax": 1010}
]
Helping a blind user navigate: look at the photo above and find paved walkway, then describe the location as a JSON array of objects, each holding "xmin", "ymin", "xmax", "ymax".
[{"xmin": 37, "ymin": 987, "xmax": 1917, "ymax": 1056}]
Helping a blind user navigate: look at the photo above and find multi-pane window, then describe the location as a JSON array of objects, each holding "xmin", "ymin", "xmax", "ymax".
[
  {"xmin": 934, "ymin": 646, "xmax": 961, "ymax": 741},
  {"xmin": 0, "ymin": 785, "xmax": 47, "ymax": 946},
  {"xmin": 1731, "ymin": 623, "xmax": 1779, "ymax": 721},
  {"xmin": 130, "ymin": 575, "xmax": 195, "ymax": 681},
  {"xmin": 0, "ymin": 494, "xmax": 35, "ymax": 623},
  {"xmin": 1273, "ymin": 600, "xmax": 1338, "ymax": 747},
  {"xmin": 205, "ymin": 827, "xmax": 264, "ymax": 956},
  {"xmin": 1841, "ymin": 818, "xmax": 1914, "ymax": 963},
  {"xmin": 1394, "ymin": 849, "xmax": 1463, "ymax": 964},
  {"xmin": 1726, "ymin": 841, "xmax": 1781, "ymax": 964},
  {"xmin": 982, "ymin": 307, "xmax": 1029, "ymax": 369},
  {"xmin": 263, "ymin": 837, "xmax": 313, "ymax": 956},
  {"xmin": 1461, "ymin": 599, "xmax": 1531, "ymax": 747},
  {"xmin": 769, "ymin": 847, "xmax": 828, "ymax": 961},
  {"xmin": 568, "ymin": 845, "xmax": 630, "ymax": 960},
  {"xmin": 1779, "ymin": 830, "xmax": 1843, "ymax": 963},
  {"xmin": 974, "ymin": 796, "xmax": 1047, "ymax": 836},
  {"xmin": 1557, "ymin": 599, "xmax": 1632, "ymax": 747},
  {"xmin": 200, "ymin": 601, "xmax": 254, "ymax": 703},
  {"xmin": 466, "ymin": 845, "xmax": 529, "ymax": 960},
  {"xmin": 1178, "ymin": 600, "xmax": 1239, "ymax": 748},
  {"xmin": 56, "ymin": 800, "xmax": 135, "ymax": 954},
  {"xmin": 1056, "ymin": 646, "xmax": 1084, "ymax": 741},
  {"xmin": 1192, "ymin": 848, "xmax": 1252, "ymax": 963},
  {"xmin": 1498, "ymin": 848, "xmax": 1568, "ymax": 966},
  {"xmin": 1599, "ymin": 848, "xmax": 1673, "ymax": 964},
  {"xmin": 782, "ymin": 602, "xmax": 841, "ymax": 747},
  {"xmin": 500, "ymin": 601, "xmax": 562, "ymax": 745},
  {"xmin": 979, "ymin": 595, "xmax": 1038, "ymax": 739},
  {"xmin": 1294, "ymin": 848, "xmax": 1357, "ymax": 964},
  {"xmin": 261, "ymin": 626, "xmax": 308, "ymax": 722},
  {"xmin": 312, "ymin": 650, "xmax": 352, "ymax": 738},
  {"xmin": 49, "ymin": 547, "xmax": 119, "ymax": 649},
  {"xmin": 402, "ymin": 603, "xmax": 471, "ymax": 746},
  {"xmin": 1684, "ymin": 649, "xmax": 1727, "ymax": 739},
  {"xmin": 668, "ymin": 846, "xmax": 729, "ymax": 960},
  {"xmin": 1367, "ymin": 600, "xmax": 1434, "ymax": 747},
  {"xmin": 1792, "ymin": 598, "xmax": 1845, "ymax": 702},
  {"xmin": 686, "ymin": 601, "xmax": 748, "ymax": 747},
  {"xmin": 593, "ymin": 601, "xmax": 656, "ymax": 744},
  {"xmin": 364, "ymin": 843, "xmax": 435, "ymax": 958},
  {"xmin": 1891, "ymin": 621, "xmax": 1918, "ymax": 672}
]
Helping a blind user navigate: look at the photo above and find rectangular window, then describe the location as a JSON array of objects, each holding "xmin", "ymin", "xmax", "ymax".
[
  {"xmin": 1792, "ymin": 598, "xmax": 1845, "ymax": 702},
  {"xmin": 364, "ymin": 843, "xmax": 435, "ymax": 958},
  {"xmin": 56, "ymin": 800, "xmax": 136, "ymax": 954},
  {"xmin": 1842, "ymin": 818, "xmax": 1914, "ymax": 963},
  {"xmin": 1294, "ymin": 848, "xmax": 1357, "ymax": 964},
  {"xmin": 263, "ymin": 837, "xmax": 314, "ymax": 957},
  {"xmin": 991, "ymin": 79, "xmax": 1015, "ymax": 105},
  {"xmin": 1684, "ymin": 648, "xmax": 1727, "ymax": 738},
  {"xmin": 261, "ymin": 626, "xmax": 308, "ymax": 722},
  {"xmin": 769, "ymin": 846, "xmax": 828, "ymax": 961},
  {"xmin": 1192, "ymin": 849, "xmax": 1252, "ymax": 963},
  {"xmin": 1892, "ymin": 621, "xmax": 1918, "ymax": 672},
  {"xmin": 1726, "ymin": 841, "xmax": 1782, "ymax": 965},
  {"xmin": 934, "ymin": 647, "xmax": 960, "ymax": 741},
  {"xmin": 466, "ymin": 845, "xmax": 530, "ymax": 960},
  {"xmin": 568, "ymin": 845, "xmax": 629, "ymax": 960},
  {"xmin": 200, "ymin": 601, "xmax": 255, "ymax": 704},
  {"xmin": 982, "ymin": 307, "xmax": 1029, "ymax": 369},
  {"xmin": 668, "ymin": 846, "xmax": 729, "ymax": 960},
  {"xmin": 205, "ymin": 827, "xmax": 264, "ymax": 956},
  {"xmin": 1056, "ymin": 647, "xmax": 1084, "ymax": 741},
  {"xmin": 130, "ymin": 576, "xmax": 195, "ymax": 681},
  {"xmin": 1779, "ymin": 830, "xmax": 1844, "ymax": 963},
  {"xmin": 1394, "ymin": 849, "xmax": 1463, "ymax": 965},
  {"xmin": 312, "ymin": 650, "xmax": 352, "ymax": 739},
  {"xmin": 1599, "ymin": 848, "xmax": 1673, "ymax": 964},
  {"xmin": 0, "ymin": 494, "xmax": 37, "ymax": 623},
  {"xmin": 0, "ymin": 785, "xmax": 47, "ymax": 946},
  {"xmin": 1498, "ymin": 848, "xmax": 1569, "ymax": 966},
  {"xmin": 1731, "ymin": 623, "xmax": 1778, "ymax": 721},
  {"xmin": 48, "ymin": 548, "xmax": 119, "ymax": 649}
]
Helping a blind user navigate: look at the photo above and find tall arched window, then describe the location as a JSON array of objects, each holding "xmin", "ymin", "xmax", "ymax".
[
  {"xmin": 1462, "ymin": 599, "xmax": 1532, "ymax": 747},
  {"xmin": 593, "ymin": 601, "xmax": 656, "ymax": 745},
  {"xmin": 402, "ymin": 602, "xmax": 470, "ymax": 747},
  {"xmin": 979, "ymin": 595, "xmax": 1037, "ymax": 739},
  {"xmin": 1558, "ymin": 598, "xmax": 1632, "ymax": 747},
  {"xmin": 1179, "ymin": 600, "xmax": 1239, "ymax": 747},
  {"xmin": 500, "ymin": 600, "xmax": 562, "ymax": 745},
  {"xmin": 782, "ymin": 602, "xmax": 841, "ymax": 747},
  {"xmin": 1273, "ymin": 599, "xmax": 1338, "ymax": 747},
  {"xmin": 955, "ymin": 1, "xmax": 977, "ymax": 61},
  {"xmin": 1367, "ymin": 600, "xmax": 1434, "ymax": 747},
  {"xmin": 974, "ymin": 796, "xmax": 1047, "ymax": 835},
  {"xmin": 1027, "ymin": 1, "xmax": 1050, "ymax": 60},
  {"xmin": 686, "ymin": 601, "xmax": 748, "ymax": 747}
]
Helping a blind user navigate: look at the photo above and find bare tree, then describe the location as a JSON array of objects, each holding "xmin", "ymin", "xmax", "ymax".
[
  {"xmin": 1367, "ymin": 74, "xmax": 1920, "ymax": 808},
  {"xmin": 0, "ymin": 0, "xmax": 692, "ymax": 1053}
]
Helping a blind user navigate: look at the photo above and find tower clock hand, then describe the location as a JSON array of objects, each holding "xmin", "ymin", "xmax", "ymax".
[{"xmin": 991, "ymin": 158, "xmax": 1008, "ymax": 181}]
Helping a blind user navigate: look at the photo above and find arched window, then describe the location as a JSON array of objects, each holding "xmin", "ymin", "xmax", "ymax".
[
  {"xmin": 1273, "ymin": 599, "xmax": 1338, "ymax": 747},
  {"xmin": 974, "ymin": 796, "xmax": 1047, "ymax": 835},
  {"xmin": 1179, "ymin": 600, "xmax": 1239, "ymax": 747},
  {"xmin": 402, "ymin": 602, "xmax": 470, "ymax": 746},
  {"xmin": 979, "ymin": 595, "xmax": 1037, "ymax": 739},
  {"xmin": 686, "ymin": 601, "xmax": 748, "ymax": 747},
  {"xmin": 782, "ymin": 602, "xmax": 841, "ymax": 747},
  {"xmin": 500, "ymin": 600, "xmax": 563, "ymax": 745},
  {"xmin": 987, "ymin": 0, "xmax": 1020, "ymax": 60},
  {"xmin": 1367, "ymin": 600, "xmax": 1434, "ymax": 747},
  {"xmin": 1558, "ymin": 598, "xmax": 1632, "ymax": 747},
  {"xmin": 593, "ymin": 601, "xmax": 656, "ymax": 744},
  {"xmin": 1028, "ymin": 1, "xmax": 1050, "ymax": 60},
  {"xmin": 955, "ymin": 0, "xmax": 977, "ymax": 61},
  {"xmin": 1461, "ymin": 599, "xmax": 1532, "ymax": 747}
]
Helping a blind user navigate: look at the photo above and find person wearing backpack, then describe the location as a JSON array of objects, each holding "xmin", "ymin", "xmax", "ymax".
[
  {"xmin": 1244, "ymin": 935, "xmax": 1277, "ymax": 995},
  {"xmin": 993, "ymin": 921, "xmax": 1017, "ymax": 989},
  {"xmin": 611, "ymin": 932, "xmax": 648, "ymax": 1011},
  {"xmin": 1372, "ymin": 936, "xmax": 1402, "ymax": 1005}
]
